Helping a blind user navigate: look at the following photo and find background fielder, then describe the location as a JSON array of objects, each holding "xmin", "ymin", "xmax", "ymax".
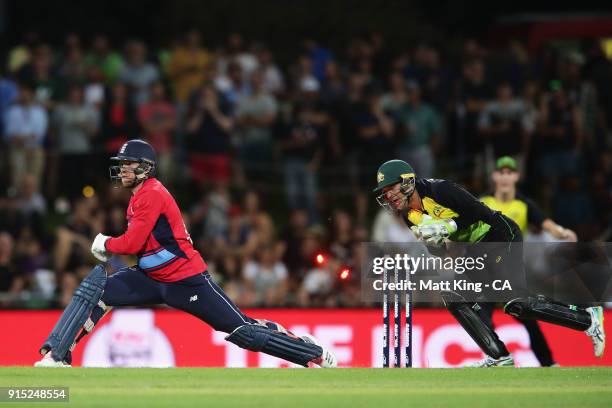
[{"xmin": 480, "ymin": 155, "xmax": 579, "ymax": 366}]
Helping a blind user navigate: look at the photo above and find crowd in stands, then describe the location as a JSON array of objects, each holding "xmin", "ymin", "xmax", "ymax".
[{"xmin": 0, "ymin": 30, "xmax": 611, "ymax": 308}]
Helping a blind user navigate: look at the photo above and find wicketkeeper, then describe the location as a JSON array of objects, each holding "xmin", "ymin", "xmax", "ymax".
[
  {"xmin": 373, "ymin": 159, "xmax": 605, "ymax": 367},
  {"xmin": 35, "ymin": 139, "xmax": 336, "ymax": 368}
]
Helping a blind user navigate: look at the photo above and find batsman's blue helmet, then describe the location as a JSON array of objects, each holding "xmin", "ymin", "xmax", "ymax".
[
  {"xmin": 110, "ymin": 139, "xmax": 157, "ymax": 165},
  {"xmin": 109, "ymin": 139, "xmax": 157, "ymax": 185}
]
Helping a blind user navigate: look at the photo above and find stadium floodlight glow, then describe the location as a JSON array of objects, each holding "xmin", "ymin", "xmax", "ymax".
[
  {"xmin": 315, "ymin": 253, "xmax": 326, "ymax": 265},
  {"xmin": 82, "ymin": 185, "xmax": 95, "ymax": 198},
  {"xmin": 339, "ymin": 268, "xmax": 351, "ymax": 281}
]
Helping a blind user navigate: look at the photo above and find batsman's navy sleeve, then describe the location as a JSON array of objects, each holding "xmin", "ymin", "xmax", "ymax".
[
  {"xmin": 518, "ymin": 193, "xmax": 547, "ymax": 226},
  {"xmin": 106, "ymin": 190, "xmax": 164, "ymax": 254}
]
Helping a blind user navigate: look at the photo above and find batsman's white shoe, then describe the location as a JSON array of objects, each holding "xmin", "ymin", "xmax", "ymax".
[
  {"xmin": 585, "ymin": 306, "xmax": 605, "ymax": 357},
  {"xmin": 466, "ymin": 355, "xmax": 515, "ymax": 368},
  {"xmin": 301, "ymin": 334, "xmax": 337, "ymax": 368},
  {"xmin": 34, "ymin": 352, "xmax": 71, "ymax": 368}
]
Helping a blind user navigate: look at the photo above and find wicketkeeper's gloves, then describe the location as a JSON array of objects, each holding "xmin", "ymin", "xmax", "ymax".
[{"xmin": 411, "ymin": 218, "xmax": 457, "ymax": 247}]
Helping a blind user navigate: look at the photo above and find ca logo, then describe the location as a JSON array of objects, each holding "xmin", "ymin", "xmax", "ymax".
[{"xmin": 377, "ymin": 172, "xmax": 385, "ymax": 183}]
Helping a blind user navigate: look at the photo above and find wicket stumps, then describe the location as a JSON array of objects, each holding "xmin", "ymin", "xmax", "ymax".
[
  {"xmin": 382, "ymin": 267, "xmax": 413, "ymax": 367},
  {"xmin": 405, "ymin": 269, "xmax": 412, "ymax": 367},
  {"xmin": 383, "ymin": 267, "xmax": 390, "ymax": 368}
]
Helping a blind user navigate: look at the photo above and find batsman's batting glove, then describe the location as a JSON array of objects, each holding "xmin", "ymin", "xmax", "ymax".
[
  {"xmin": 91, "ymin": 233, "xmax": 111, "ymax": 262},
  {"xmin": 411, "ymin": 218, "xmax": 457, "ymax": 247}
]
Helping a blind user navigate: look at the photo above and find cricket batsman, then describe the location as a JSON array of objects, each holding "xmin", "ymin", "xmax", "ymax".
[
  {"xmin": 35, "ymin": 139, "xmax": 336, "ymax": 368},
  {"xmin": 480, "ymin": 156, "xmax": 578, "ymax": 366},
  {"xmin": 373, "ymin": 159, "xmax": 605, "ymax": 367}
]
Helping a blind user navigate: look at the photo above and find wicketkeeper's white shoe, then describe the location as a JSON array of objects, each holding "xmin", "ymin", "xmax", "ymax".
[
  {"xmin": 301, "ymin": 334, "xmax": 337, "ymax": 368},
  {"xmin": 585, "ymin": 306, "xmax": 605, "ymax": 357},
  {"xmin": 466, "ymin": 355, "xmax": 515, "ymax": 368},
  {"xmin": 34, "ymin": 352, "xmax": 71, "ymax": 368}
]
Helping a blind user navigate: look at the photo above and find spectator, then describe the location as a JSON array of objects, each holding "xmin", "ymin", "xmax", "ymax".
[
  {"xmin": 17, "ymin": 44, "xmax": 63, "ymax": 109},
  {"xmin": 505, "ymin": 40, "xmax": 532, "ymax": 92},
  {"xmin": 478, "ymin": 81, "xmax": 532, "ymax": 174},
  {"xmin": 381, "ymin": 72, "xmax": 407, "ymax": 115},
  {"xmin": 243, "ymin": 212, "xmax": 278, "ymax": 260},
  {"xmin": 138, "ymin": 82, "xmax": 176, "ymax": 182},
  {"xmin": 337, "ymin": 242, "xmax": 367, "ymax": 307},
  {"xmin": 4, "ymin": 82, "xmax": 48, "ymax": 190},
  {"xmin": 186, "ymin": 83, "xmax": 234, "ymax": 189},
  {"xmin": 59, "ymin": 36, "xmax": 87, "ymax": 84},
  {"xmin": 14, "ymin": 232, "xmax": 53, "ymax": 303},
  {"xmin": 52, "ymin": 84, "xmax": 100, "ymax": 197},
  {"xmin": 0, "ymin": 70, "xmax": 19, "ymax": 136},
  {"xmin": 118, "ymin": 40, "xmax": 160, "ymax": 105},
  {"xmin": 317, "ymin": 61, "xmax": 345, "ymax": 177},
  {"xmin": 290, "ymin": 54, "xmax": 318, "ymax": 95},
  {"xmin": 14, "ymin": 173, "xmax": 47, "ymax": 241},
  {"xmin": 7, "ymin": 31, "xmax": 39, "ymax": 74},
  {"xmin": 215, "ymin": 60, "xmax": 250, "ymax": 110},
  {"xmin": 52, "ymin": 197, "xmax": 103, "ymax": 274},
  {"xmin": 328, "ymin": 210, "xmax": 353, "ymax": 264},
  {"xmin": 15, "ymin": 173, "xmax": 46, "ymax": 217},
  {"xmin": 214, "ymin": 204, "xmax": 251, "ymax": 261},
  {"xmin": 222, "ymin": 33, "xmax": 258, "ymax": 80},
  {"xmin": 85, "ymin": 35, "xmax": 124, "ymax": 84},
  {"xmin": 552, "ymin": 176, "xmax": 595, "ymax": 238},
  {"xmin": 100, "ymin": 82, "xmax": 139, "ymax": 153},
  {"xmin": 242, "ymin": 190, "xmax": 263, "ymax": 227},
  {"xmin": 303, "ymin": 38, "xmax": 334, "ymax": 82},
  {"xmin": 371, "ymin": 208, "xmax": 416, "ymax": 243},
  {"xmin": 217, "ymin": 255, "xmax": 255, "ymax": 307},
  {"xmin": 256, "ymin": 46, "xmax": 285, "ymax": 96},
  {"xmin": 198, "ymin": 185, "xmax": 231, "ymax": 243},
  {"xmin": 167, "ymin": 29, "xmax": 212, "ymax": 103},
  {"xmin": 293, "ymin": 227, "xmax": 323, "ymax": 284},
  {"xmin": 536, "ymin": 82, "xmax": 584, "ymax": 204},
  {"xmin": 336, "ymin": 72, "xmax": 367, "ymax": 192},
  {"xmin": 319, "ymin": 60, "xmax": 346, "ymax": 109},
  {"xmin": 242, "ymin": 243, "xmax": 288, "ymax": 306},
  {"xmin": 396, "ymin": 81, "xmax": 441, "ymax": 178},
  {"xmin": 298, "ymin": 254, "xmax": 340, "ymax": 307},
  {"xmin": 0, "ymin": 232, "xmax": 24, "ymax": 306},
  {"xmin": 0, "ymin": 70, "xmax": 18, "ymax": 189},
  {"xmin": 235, "ymin": 69, "xmax": 278, "ymax": 185},
  {"xmin": 279, "ymin": 101, "xmax": 324, "ymax": 222},
  {"xmin": 452, "ymin": 58, "xmax": 492, "ymax": 179},
  {"xmin": 560, "ymin": 51, "xmax": 599, "ymax": 152},
  {"xmin": 83, "ymin": 66, "xmax": 107, "ymax": 108},
  {"xmin": 353, "ymin": 83, "xmax": 395, "ymax": 222},
  {"xmin": 280, "ymin": 208, "xmax": 309, "ymax": 276}
]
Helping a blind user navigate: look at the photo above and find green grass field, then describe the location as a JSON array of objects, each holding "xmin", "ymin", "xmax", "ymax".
[{"xmin": 0, "ymin": 367, "xmax": 611, "ymax": 408}]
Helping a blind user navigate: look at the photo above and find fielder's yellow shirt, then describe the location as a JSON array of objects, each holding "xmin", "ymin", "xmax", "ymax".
[{"xmin": 480, "ymin": 193, "xmax": 546, "ymax": 234}]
